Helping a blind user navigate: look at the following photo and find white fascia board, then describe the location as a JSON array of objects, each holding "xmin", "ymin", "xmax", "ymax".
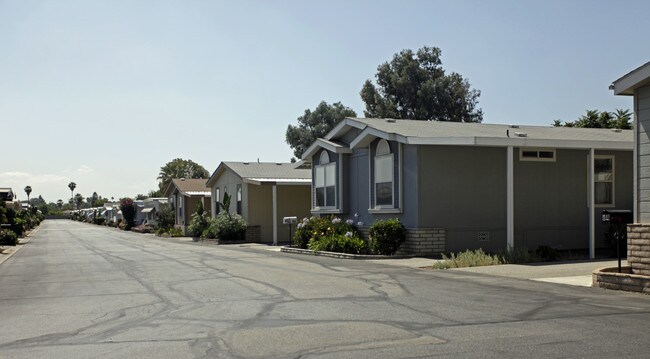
[
  {"xmin": 350, "ymin": 127, "xmax": 407, "ymax": 149},
  {"xmin": 405, "ymin": 136, "xmax": 632, "ymax": 150},
  {"xmin": 206, "ymin": 163, "xmax": 226, "ymax": 187},
  {"xmin": 612, "ymin": 62, "xmax": 650, "ymax": 96},
  {"xmin": 325, "ymin": 118, "xmax": 367, "ymax": 140},
  {"xmin": 406, "ymin": 136, "xmax": 478, "ymax": 146},
  {"xmin": 301, "ymin": 139, "xmax": 350, "ymax": 160},
  {"xmin": 512, "ymin": 139, "xmax": 633, "ymax": 150}
]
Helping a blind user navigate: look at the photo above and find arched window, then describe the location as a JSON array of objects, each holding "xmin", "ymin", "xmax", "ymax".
[
  {"xmin": 374, "ymin": 139, "xmax": 393, "ymax": 207},
  {"xmin": 315, "ymin": 150, "xmax": 336, "ymax": 207}
]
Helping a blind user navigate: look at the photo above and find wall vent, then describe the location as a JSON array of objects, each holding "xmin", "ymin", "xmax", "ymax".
[{"xmin": 478, "ymin": 231, "xmax": 490, "ymax": 242}]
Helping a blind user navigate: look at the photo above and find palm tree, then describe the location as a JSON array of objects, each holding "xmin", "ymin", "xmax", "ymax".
[
  {"xmin": 68, "ymin": 182, "xmax": 76, "ymax": 208},
  {"xmin": 24, "ymin": 186, "xmax": 32, "ymax": 208},
  {"xmin": 613, "ymin": 108, "xmax": 632, "ymax": 130}
]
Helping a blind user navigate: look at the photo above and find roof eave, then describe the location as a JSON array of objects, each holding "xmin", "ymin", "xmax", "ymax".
[
  {"xmin": 407, "ymin": 136, "xmax": 632, "ymax": 150},
  {"xmin": 612, "ymin": 61, "xmax": 650, "ymax": 96},
  {"xmin": 324, "ymin": 117, "xmax": 368, "ymax": 141}
]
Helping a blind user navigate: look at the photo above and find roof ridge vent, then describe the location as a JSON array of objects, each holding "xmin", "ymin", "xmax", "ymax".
[
  {"xmin": 276, "ymin": 163, "xmax": 282, "ymax": 165},
  {"xmin": 612, "ymin": 129, "xmax": 622, "ymax": 133},
  {"xmin": 514, "ymin": 132, "xmax": 527, "ymax": 137},
  {"xmin": 386, "ymin": 119, "xmax": 396, "ymax": 123},
  {"xmin": 243, "ymin": 162, "xmax": 249, "ymax": 165},
  {"xmin": 509, "ymin": 124, "xmax": 519, "ymax": 128}
]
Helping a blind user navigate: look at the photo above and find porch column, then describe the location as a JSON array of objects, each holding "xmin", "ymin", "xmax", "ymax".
[
  {"xmin": 272, "ymin": 184, "xmax": 277, "ymax": 246},
  {"xmin": 507, "ymin": 146, "xmax": 514, "ymax": 250},
  {"xmin": 589, "ymin": 148, "xmax": 595, "ymax": 259}
]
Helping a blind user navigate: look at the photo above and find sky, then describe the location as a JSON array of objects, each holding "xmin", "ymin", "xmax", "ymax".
[{"xmin": 1, "ymin": 0, "xmax": 649, "ymax": 203}]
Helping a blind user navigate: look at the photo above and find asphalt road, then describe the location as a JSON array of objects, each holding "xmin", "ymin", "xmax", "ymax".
[{"xmin": 1, "ymin": 220, "xmax": 649, "ymax": 358}]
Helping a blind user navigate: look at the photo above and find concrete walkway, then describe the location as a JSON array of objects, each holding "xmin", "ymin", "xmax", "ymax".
[
  {"xmin": 446, "ymin": 259, "xmax": 627, "ymax": 287},
  {"xmin": 239, "ymin": 244, "xmax": 624, "ymax": 288}
]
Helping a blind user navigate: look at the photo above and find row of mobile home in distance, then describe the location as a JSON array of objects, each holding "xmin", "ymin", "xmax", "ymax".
[{"xmin": 160, "ymin": 118, "xmax": 633, "ymax": 257}]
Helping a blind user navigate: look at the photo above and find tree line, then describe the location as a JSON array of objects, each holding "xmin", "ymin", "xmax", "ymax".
[{"xmin": 285, "ymin": 45, "xmax": 631, "ymax": 160}]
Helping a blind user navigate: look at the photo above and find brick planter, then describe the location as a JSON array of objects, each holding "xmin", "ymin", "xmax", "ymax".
[
  {"xmin": 593, "ymin": 266, "xmax": 650, "ymax": 294},
  {"xmin": 627, "ymin": 224, "xmax": 650, "ymax": 275}
]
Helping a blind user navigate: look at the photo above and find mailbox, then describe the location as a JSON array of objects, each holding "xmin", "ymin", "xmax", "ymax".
[
  {"xmin": 283, "ymin": 216, "xmax": 297, "ymax": 224},
  {"xmin": 601, "ymin": 210, "xmax": 632, "ymax": 224}
]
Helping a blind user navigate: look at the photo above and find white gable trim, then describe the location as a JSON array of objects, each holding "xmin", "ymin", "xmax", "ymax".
[
  {"xmin": 301, "ymin": 138, "xmax": 352, "ymax": 160},
  {"xmin": 325, "ymin": 117, "xmax": 368, "ymax": 140}
]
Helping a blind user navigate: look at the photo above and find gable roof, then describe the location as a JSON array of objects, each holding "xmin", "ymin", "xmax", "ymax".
[
  {"xmin": 298, "ymin": 118, "xmax": 632, "ymax": 160},
  {"xmin": 611, "ymin": 61, "xmax": 650, "ymax": 95},
  {"xmin": 163, "ymin": 178, "xmax": 210, "ymax": 197},
  {"xmin": 207, "ymin": 162, "xmax": 311, "ymax": 186}
]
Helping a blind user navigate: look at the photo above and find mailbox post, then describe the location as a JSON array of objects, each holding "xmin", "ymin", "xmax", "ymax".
[
  {"xmin": 283, "ymin": 216, "xmax": 297, "ymax": 247},
  {"xmin": 601, "ymin": 210, "xmax": 632, "ymax": 273}
]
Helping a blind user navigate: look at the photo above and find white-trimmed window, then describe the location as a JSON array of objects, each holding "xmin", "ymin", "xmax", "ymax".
[
  {"xmin": 215, "ymin": 188, "xmax": 220, "ymax": 214},
  {"xmin": 594, "ymin": 156, "xmax": 615, "ymax": 206},
  {"xmin": 315, "ymin": 151, "xmax": 336, "ymax": 208},
  {"xmin": 374, "ymin": 139, "xmax": 394, "ymax": 207},
  {"xmin": 519, "ymin": 148, "xmax": 556, "ymax": 162},
  {"xmin": 177, "ymin": 195, "xmax": 184, "ymax": 224},
  {"xmin": 236, "ymin": 185, "xmax": 242, "ymax": 215}
]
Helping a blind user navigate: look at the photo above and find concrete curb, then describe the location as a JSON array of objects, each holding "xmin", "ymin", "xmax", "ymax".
[
  {"xmin": 0, "ymin": 224, "xmax": 40, "ymax": 266},
  {"xmin": 280, "ymin": 246, "xmax": 417, "ymax": 260}
]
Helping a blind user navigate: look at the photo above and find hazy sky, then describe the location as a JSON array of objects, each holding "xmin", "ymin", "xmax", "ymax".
[{"xmin": 1, "ymin": 0, "xmax": 648, "ymax": 203}]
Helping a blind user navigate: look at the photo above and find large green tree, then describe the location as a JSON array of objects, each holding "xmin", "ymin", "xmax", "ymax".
[
  {"xmin": 553, "ymin": 109, "xmax": 631, "ymax": 129},
  {"xmin": 157, "ymin": 158, "xmax": 209, "ymax": 192},
  {"xmin": 360, "ymin": 46, "xmax": 483, "ymax": 123},
  {"xmin": 285, "ymin": 101, "xmax": 357, "ymax": 159}
]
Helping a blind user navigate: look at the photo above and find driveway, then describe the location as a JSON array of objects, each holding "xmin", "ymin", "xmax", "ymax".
[{"xmin": 1, "ymin": 220, "xmax": 649, "ymax": 358}]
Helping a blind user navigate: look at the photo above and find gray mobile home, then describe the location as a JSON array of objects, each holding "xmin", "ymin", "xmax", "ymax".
[
  {"xmin": 612, "ymin": 61, "xmax": 650, "ymax": 275},
  {"xmin": 302, "ymin": 118, "xmax": 633, "ymax": 256}
]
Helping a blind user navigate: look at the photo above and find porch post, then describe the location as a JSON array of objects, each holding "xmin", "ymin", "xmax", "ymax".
[
  {"xmin": 272, "ymin": 184, "xmax": 278, "ymax": 246},
  {"xmin": 589, "ymin": 148, "xmax": 595, "ymax": 259},
  {"xmin": 507, "ymin": 146, "xmax": 514, "ymax": 250}
]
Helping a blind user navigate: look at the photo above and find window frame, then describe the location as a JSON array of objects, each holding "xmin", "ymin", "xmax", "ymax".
[
  {"xmin": 373, "ymin": 139, "xmax": 394, "ymax": 209},
  {"xmin": 214, "ymin": 187, "xmax": 220, "ymax": 215},
  {"xmin": 236, "ymin": 184, "xmax": 242, "ymax": 215},
  {"xmin": 314, "ymin": 151, "xmax": 337, "ymax": 209},
  {"xmin": 593, "ymin": 155, "xmax": 615, "ymax": 208},
  {"xmin": 519, "ymin": 147, "xmax": 556, "ymax": 162}
]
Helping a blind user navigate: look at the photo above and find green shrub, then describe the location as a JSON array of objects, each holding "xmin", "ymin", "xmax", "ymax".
[
  {"xmin": 204, "ymin": 212, "xmax": 247, "ymax": 242},
  {"xmin": 533, "ymin": 245, "xmax": 557, "ymax": 262},
  {"xmin": 308, "ymin": 233, "xmax": 368, "ymax": 254},
  {"xmin": 368, "ymin": 218, "xmax": 406, "ymax": 255},
  {"xmin": 293, "ymin": 216, "xmax": 358, "ymax": 249},
  {"xmin": 187, "ymin": 201, "xmax": 209, "ymax": 238},
  {"xmin": 433, "ymin": 249, "xmax": 503, "ymax": 269},
  {"xmin": 119, "ymin": 198, "xmax": 136, "ymax": 230},
  {"xmin": 168, "ymin": 227, "xmax": 183, "ymax": 237},
  {"xmin": 0, "ymin": 229, "xmax": 18, "ymax": 246},
  {"xmin": 157, "ymin": 206, "xmax": 175, "ymax": 232},
  {"xmin": 498, "ymin": 247, "xmax": 542, "ymax": 263}
]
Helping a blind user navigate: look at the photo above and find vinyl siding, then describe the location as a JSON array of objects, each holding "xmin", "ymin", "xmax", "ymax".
[{"xmin": 637, "ymin": 85, "xmax": 650, "ymax": 222}]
